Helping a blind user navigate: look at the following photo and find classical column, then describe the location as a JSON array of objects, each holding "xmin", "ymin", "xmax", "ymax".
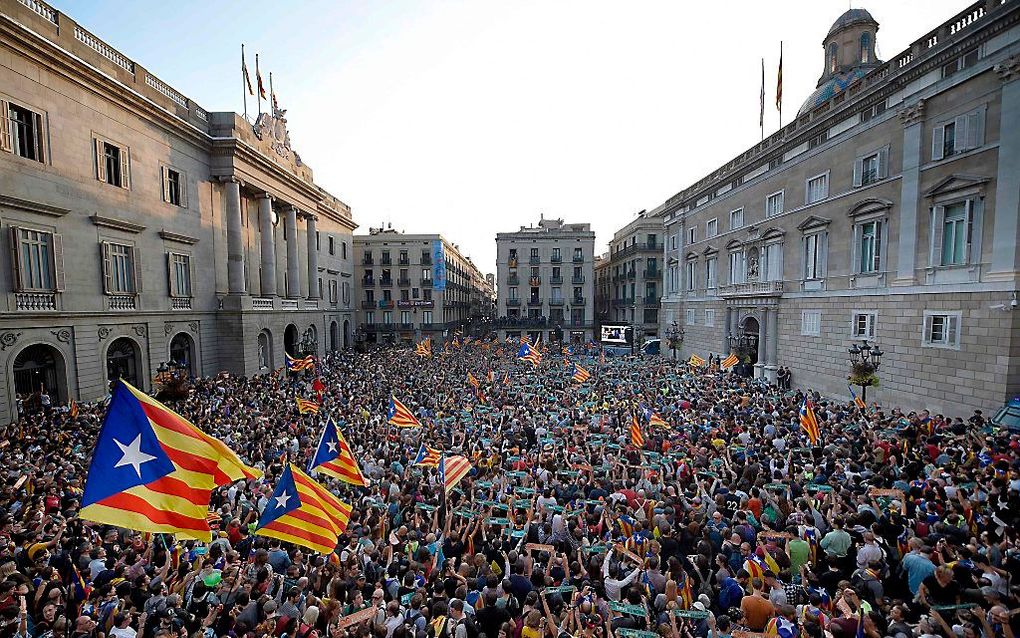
[
  {"xmin": 754, "ymin": 307, "xmax": 767, "ymax": 379},
  {"xmin": 257, "ymin": 193, "xmax": 277, "ymax": 296},
  {"xmin": 990, "ymin": 57, "xmax": 1020, "ymax": 277},
  {"xmin": 765, "ymin": 305, "xmax": 779, "ymax": 382},
  {"xmin": 224, "ymin": 178, "xmax": 246, "ymax": 294},
  {"xmin": 306, "ymin": 214, "xmax": 319, "ymax": 299},
  {"xmin": 895, "ymin": 99, "xmax": 926, "ymax": 285},
  {"xmin": 285, "ymin": 206, "xmax": 300, "ymax": 298},
  {"xmin": 723, "ymin": 307, "xmax": 732, "ymax": 355}
]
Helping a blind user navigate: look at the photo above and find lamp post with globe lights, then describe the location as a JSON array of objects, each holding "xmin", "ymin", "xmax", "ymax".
[{"xmin": 848, "ymin": 339, "xmax": 883, "ymax": 403}]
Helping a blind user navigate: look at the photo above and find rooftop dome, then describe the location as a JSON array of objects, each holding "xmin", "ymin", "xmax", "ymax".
[
  {"xmin": 798, "ymin": 68, "xmax": 871, "ymax": 116},
  {"xmin": 825, "ymin": 8, "xmax": 878, "ymax": 41}
]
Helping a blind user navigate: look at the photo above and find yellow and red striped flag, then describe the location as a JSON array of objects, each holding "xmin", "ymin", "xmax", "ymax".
[
  {"xmin": 307, "ymin": 418, "xmax": 367, "ymax": 487},
  {"xmin": 80, "ymin": 380, "xmax": 261, "ymax": 542},
  {"xmin": 630, "ymin": 414, "xmax": 645, "ymax": 448},
  {"xmin": 720, "ymin": 353, "xmax": 739, "ymax": 370},
  {"xmin": 799, "ymin": 399, "xmax": 821, "ymax": 445},
  {"xmin": 648, "ymin": 411, "xmax": 669, "ymax": 428},
  {"xmin": 387, "ymin": 396, "xmax": 421, "ymax": 428},
  {"xmin": 438, "ymin": 454, "xmax": 472, "ymax": 494},
  {"xmin": 467, "ymin": 372, "xmax": 480, "ymax": 389},
  {"xmin": 69, "ymin": 399, "xmax": 79, "ymax": 419},
  {"xmin": 255, "ymin": 464, "xmax": 352, "ymax": 555},
  {"xmin": 295, "ymin": 398, "xmax": 320, "ymax": 414},
  {"xmin": 848, "ymin": 385, "xmax": 866, "ymax": 410},
  {"xmin": 688, "ymin": 354, "xmax": 706, "ymax": 368}
]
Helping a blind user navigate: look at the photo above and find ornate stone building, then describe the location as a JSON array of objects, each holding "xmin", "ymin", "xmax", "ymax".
[
  {"xmin": 0, "ymin": 0, "xmax": 357, "ymax": 422},
  {"xmin": 659, "ymin": 0, "xmax": 1020, "ymax": 414},
  {"xmin": 608, "ymin": 211, "xmax": 663, "ymax": 343}
]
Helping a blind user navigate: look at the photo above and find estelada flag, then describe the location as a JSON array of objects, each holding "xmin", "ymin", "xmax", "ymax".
[
  {"xmin": 688, "ymin": 354, "xmax": 706, "ymax": 367},
  {"xmin": 255, "ymin": 464, "xmax": 352, "ymax": 555},
  {"xmin": 81, "ymin": 380, "xmax": 261, "ymax": 541},
  {"xmin": 387, "ymin": 396, "xmax": 421, "ymax": 427},
  {"xmin": 307, "ymin": 418, "xmax": 367, "ymax": 486},
  {"xmin": 413, "ymin": 443, "xmax": 442, "ymax": 468}
]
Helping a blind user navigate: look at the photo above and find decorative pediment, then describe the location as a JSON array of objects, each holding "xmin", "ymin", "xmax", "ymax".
[
  {"xmin": 924, "ymin": 174, "xmax": 991, "ymax": 199},
  {"xmin": 667, "ymin": 255, "xmax": 679, "ymax": 265},
  {"xmin": 848, "ymin": 197, "xmax": 894, "ymax": 218},
  {"xmin": 797, "ymin": 215, "xmax": 832, "ymax": 231},
  {"xmin": 703, "ymin": 244, "xmax": 718, "ymax": 256},
  {"xmin": 685, "ymin": 251, "xmax": 699, "ymax": 261},
  {"xmin": 745, "ymin": 225, "xmax": 762, "ymax": 240},
  {"xmin": 91, "ymin": 214, "xmax": 145, "ymax": 233},
  {"xmin": 725, "ymin": 238, "xmax": 744, "ymax": 251},
  {"xmin": 761, "ymin": 227, "xmax": 785, "ymax": 241}
]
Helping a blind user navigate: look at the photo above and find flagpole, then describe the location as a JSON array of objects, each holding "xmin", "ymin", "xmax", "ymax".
[
  {"xmin": 269, "ymin": 71, "xmax": 274, "ymax": 113},
  {"xmin": 760, "ymin": 57, "xmax": 765, "ymax": 141},
  {"xmin": 777, "ymin": 41, "xmax": 784, "ymax": 129},
  {"xmin": 241, "ymin": 44, "xmax": 248, "ymax": 122},
  {"xmin": 255, "ymin": 53, "xmax": 263, "ymax": 117}
]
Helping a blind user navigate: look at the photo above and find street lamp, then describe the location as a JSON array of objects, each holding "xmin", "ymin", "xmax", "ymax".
[
  {"xmin": 666, "ymin": 321, "xmax": 684, "ymax": 360},
  {"xmin": 848, "ymin": 339, "xmax": 883, "ymax": 403}
]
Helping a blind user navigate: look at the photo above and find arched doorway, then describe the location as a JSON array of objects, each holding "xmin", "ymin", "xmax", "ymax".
[
  {"xmin": 284, "ymin": 324, "xmax": 298, "ymax": 356},
  {"xmin": 12, "ymin": 343, "xmax": 66, "ymax": 407},
  {"xmin": 307, "ymin": 324, "xmax": 318, "ymax": 355},
  {"xmin": 740, "ymin": 317, "xmax": 760, "ymax": 367},
  {"xmin": 343, "ymin": 320, "xmax": 350, "ymax": 349},
  {"xmin": 330, "ymin": 321, "xmax": 338, "ymax": 352},
  {"xmin": 257, "ymin": 330, "xmax": 272, "ymax": 370},
  {"xmin": 169, "ymin": 333, "xmax": 195, "ymax": 375},
  {"xmin": 106, "ymin": 337, "xmax": 141, "ymax": 388}
]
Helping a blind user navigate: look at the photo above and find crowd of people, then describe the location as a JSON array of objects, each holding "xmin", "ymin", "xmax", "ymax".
[{"xmin": 2, "ymin": 339, "xmax": 1019, "ymax": 638}]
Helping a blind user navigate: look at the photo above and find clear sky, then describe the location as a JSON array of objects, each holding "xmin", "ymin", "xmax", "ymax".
[{"xmin": 50, "ymin": 0, "xmax": 965, "ymax": 272}]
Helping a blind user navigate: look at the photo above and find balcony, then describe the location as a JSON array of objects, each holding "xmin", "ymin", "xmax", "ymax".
[
  {"xmin": 361, "ymin": 300, "xmax": 376, "ymax": 309},
  {"xmin": 252, "ymin": 297, "xmax": 274, "ymax": 310},
  {"xmin": 280, "ymin": 299, "xmax": 299, "ymax": 310},
  {"xmin": 380, "ymin": 278, "xmax": 393, "ymax": 287},
  {"xmin": 529, "ymin": 255, "xmax": 541, "ymax": 265},
  {"xmin": 506, "ymin": 299, "xmax": 520, "ymax": 306},
  {"xmin": 422, "ymin": 279, "xmax": 433, "ymax": 288},
  {"xmin": 381, "ymin": 257, "xmax": 392, "ymax": 266},
  {"xmin": 398, "ymin": 323, "xmax": 414, "ymax": 330},
  {"xmin": 549, "ymin": 276, "xmax": 563, "ymax": 284},
  {"xmin": 306, "ymin": 300, "xmax": 319, "ymax": 310},
  {"xmin": 550, "ymin": 254, "xmax": 562, "ymax": 263},
  {"xmin": 108, "ymin": 295, "xmax": 136, "ymax": 311},
  {"xmin": 420, "ymin": 323, "xmax": 443, "ymax": 330},
  {"xmin": 612, "ymin": 298, "xmax": 628, "ymax": 307},
  {"xmin": 528, "ymin": 298, "xmax": 543, "ymax": 306},
  {"xmin": 572, "ymin": 296, "xmax": 586, "ymax": 305},
  {"xmin": 528, "ymin": 277, "xmax": 541, "ymax": 286},
  {"xmin": 422, "ymin": 257, "xmax": 433, "ymax": 266},
  {"xmin": 398, "ymin": 258, "xmax": 410, "ymax": 266},
  {"xmin": 718, "ymin": 280, "xmax": 784, "ymax": 298},
  {"xmin": 378, "ymin": 300, "xmax": 394, "ymax": 309},
  {"xmin": 362, "ymin": 277, "xmax": 375, "ymax": 286},
  {"xmin": 508, "ymin": 258, "xmax": 518, "ymax": 268},
  {"xmin": 646, "ymin": 241, "xmax": 659, "ymax": 251},
  {"xmin": 626, "ymin": 269, "xmax": 636, "ymax": 279},
  {"xmin": 571, "ymin": 276, "xmax": 585, "ymax": 284},
  {"xmin": 549, "ymin": 298, "xmax": 565, "ymax": 306},
  {"xmin": 643, "ymin": 269, "xmax": 659, "ymax": 279},
  {"xmin": 362, "ymin": 256, "xmax": 374, "ymax": 265},
  {"xmin": 508, "ymin": 275, "xmax": 520, "ymax": 285},
  {"xmin": 572, "ymin": 254, "xmax": 584, "ymax": 263},
  {"xmin": 643, "ymin": 296, "xmax": 660, "ymax": 307},
  {"xmin": 397, "ymin": 278, "xmax": 411, "ymax": 287},
  {"xmin": 171, "ymin": 297, "xmax": 192, "ymax": 311}
]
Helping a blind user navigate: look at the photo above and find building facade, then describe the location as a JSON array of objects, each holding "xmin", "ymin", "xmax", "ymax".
[
  {"xmin": 353, "ymin": 228, "xmax": 490, "ymax": 344},
  {"xmin": 0, "ymin": 0, "xmax": 357, "ymax": 423},
  {"xmin": 594, "ymin": 253, "xmax": 611, "ymax": 335},
  {"xmin": 495, "ymin": 217, "xmax": 596, "ymax": 344},
  {"xmin": 608, "ymin": 211, "xmax": 663, "ymax": 342},
  {"xmin": 659, "ymin": 0, "xmax": 1020, "ymax": 415}
]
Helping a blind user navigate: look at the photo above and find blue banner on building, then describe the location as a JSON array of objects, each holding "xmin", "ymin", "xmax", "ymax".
[{"xmin": 432, "ymin": 239, "xmax": 447, "ymax": 291}]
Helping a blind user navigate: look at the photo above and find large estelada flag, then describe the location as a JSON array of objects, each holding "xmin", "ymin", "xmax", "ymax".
[
  {"xmin": 81, "ymin": 380, "xmax": 261, "ymax": 541},
  {"xmin": 437, "ymin": 454, "xmax": 472, "ymax": 493},
  {"xmin": 572, "ymin": 364, "xmax": 591, "ymax": 383},
  {"xmin": 387, "ymin": 396, "xmax": 422, "ymax": 427},
  {"xmin": 413, "ymin": 443, "xmax": 442, "ymax": 467},
  {"xmin": 307, "ymin": 418, "xmax": 367, "ymax": 486},
  {"xmin": 286, "ymin": 353, "xmax": 315, "ymax": 372},
  {"xmin": 517, "ymin": 342, "xmax": 542, "ymax": 366},
  {"xmin": 255, "ymin": 464, "xmax": 351, "ymax": 555}
]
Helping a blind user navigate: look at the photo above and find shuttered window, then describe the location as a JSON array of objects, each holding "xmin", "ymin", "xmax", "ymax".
[
  {"xmin": 923, "ymin": 311, "xmax": 961, "ymax": 349},
  {"xmin": 95, "ymin": 137, "xmax": 130, "ymax": 188},
  {"xmin": 101, "ymin": 242, "xmax": 139, "ymax": 294},
  {"xmin": 853, "ymin": 146, "xmax": 889, "ymax": 187},
  {"xmin": 930, "ymin": 199, "xmax": 982, "ymax": 267},
  {"xmin": 167, "ymin": 252, "xmax": 193, "ymax": 297},
  {"xmin": 932, "ymin": 107, "xmax": 985, "ymax": 160},
  {"xmin": 9, "ymin": 226, "xmax": 63, "ymax": 292}
]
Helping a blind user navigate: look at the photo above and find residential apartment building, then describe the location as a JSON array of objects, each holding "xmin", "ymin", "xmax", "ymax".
[
  {"xmin": 659, "ymin": 0, "xmax": 1020, "ymax": 415},
  {"xmin": 0, "ymin": 0, "xmax": 357, "ymax": 423},
  {"xmin": 495, "ymin": 217, "xmax": 596, "ymax": 344},
  {"xmin": 608, "ymin": 211, "xmax": 663, "ymax": 342},
  {"xmin": 594, "ymin": 253, "xmax": 611, "ymax": 334},
  {"xmin": 354, "ymin": 228, "xmax": 490, "ymax": 344}
]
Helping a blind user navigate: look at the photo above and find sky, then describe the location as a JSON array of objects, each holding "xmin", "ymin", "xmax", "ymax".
[{"xmin": 50, "ymin": 0, "xmax": 966, "ymax": 272}]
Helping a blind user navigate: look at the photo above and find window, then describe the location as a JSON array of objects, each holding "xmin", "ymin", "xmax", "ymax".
[
  {"xmin": 931, "ymin": 199, "xmax": 982, "ymax": 267},
  {"xmin": 4, "ymin": 102, "xmax": 44, "ymax": 162},
  {"xmin": 729, "ymin": 251, "xmax": 745, "ymax": 284},
  {"xmin": 860, "ymin": 33, "xmax": 871, "ymax": 63},
  {"xmin": 422, "ymin": 269, "xmax": 432, "ymax": 281},
  {"xmin": 160, "ymin": 166, "xmax": 186, "ymax": 207},
  {"xmin": 685, "ymin": 309, "xmax": 696, "ymax": 325},
  {"xmin": 765, "ymin": 191, "xmax": 784, "ymax": 217},
  {"xmin": 102, "ymin": 242, "xmax": 137, "ymax": 294},
  {"xmin": 923, "ymin": 311, "xmax": 961, "ymax": 348},
  {"xmin": 329, "ymin": 279, "xmax": 338, "ymax": 303},
  {"xmin": 860, "ymin": 101, "xmax": 887, "ymax": 123},
  {"xmin": 801, "ymin": 310, "xmax": 821, "ymax": 336},
  {"xmin": 932, "ymin": 108, "xmax": 985, "ymax": 160},
  {"xmin": 365, "ymin": 311, "xmax": 375, "ymax": 324},
  {"xmin": 806, "ymin": 173, "xmax": 829, "ymax": 204},
  {"xmin": 401, "ymin": 311, "xmax": 411, "ymax": 324},
  {"xmin": 763, "ymin": 243, "xmax": 783, "ymax": 282},
  {"xmin": 168, "ymin": 252, "xmax": 192, "ymax": 297},
  {"xmin": 573, "ymin": 247, "xmax": 583, "ymax": 262},
  {"xmin": 95, "ymin": 138, "xmax": 129, "ymax": 188},
  {"xmin": 552, "ymin": 247, "xmax": 560, "ymax": 261},
  {"xmin": 509, "ymin": 287, "xmax": 518, "ymax": 300},
  {"xmin": 851, "ymin": 311, "xmax": 877, "ymax": 338},
  {"xmin": 942, "ymin": 49, "xmax": 979, "ymax": 78},
  {"xmin": 383, "ymin": 311, "xmax": 393, "ymax": 324},
  {"xmin": 342, "ymin": 241, "xmax": 348, "ymax": 260},
  {"xmin": 382, "ymin": 289, "xmax": 392, "ymax": 302},
  {"xmin": 706, "ymin": 219, "xmax": 718, "ymax": 238},
  {"xmin": 551, "ymin": 287, "xmax": 562, "ymax": 301},
  {"xmin": 729, "ymin": 208, "xmax": 743, "ymax": 230},
  {"xmin": 685, "ymin": 261, "xmax": 696, "ymax": 291},
  {"xmin": 804, "ymin": 233, "xmax": 825, "ymax": 279},
  {"xmin": 705, "ymin": 309, "xmax": 715, "ymax": 327},
  {"xmin": 423, "ymin": 288, "xmax": 432, "ymax": 302},
  {"xmin": 572, "ymin": 287, "xmax": 583, "ymax": 301},
  {"xmin": 342, "ymin": 281, "xmax": 350, "ymax": 304},
  {"xmin": 365, "ymin": 289, "xmax": 375, "ymax": 303},
  {"xmin": 854, "ymin": 148, "xmax": 888, "ymax": 187},
  {"xmin": 687, "ymin": 227, "xmax": 696, "ymax": 244},
  {"xmin": 858, "ymin": 220, "xmax": 883, "ymax": 273},
  {"xmin": 11, "ymin": 227, "xmax": 61, "ymax": 291},
  {"xmin": 828, "ymin": 43, "xmax": 838, "ymax": 73},
  {"xmin": 706, "ymin": 257, "xmax": 717, "ymax": 289},
  {"xmin": 670, "ymin": 234, "xmax": 678, "ymax": 250},
  {"xmin": 328, "ymin": 236, "xmax": 335, "ymax": 255}
]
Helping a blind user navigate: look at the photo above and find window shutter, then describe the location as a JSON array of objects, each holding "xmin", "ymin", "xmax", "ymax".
[
  {"xmin": 948, "ymin": 314, "xmax": 960, "ymax": 347},
  {"xmin": 931, "ymin": 206, "xmax": 944, "ymax": 266},
  {"xmin": 0, "ymin": 101, "xmax": 10, "ymax": 153},
  {"xmin": 33, "ymin": 113, "xmax": 44, "ymax": 162},
  {"xmin": 119, "ymin": 147, "xmax": 130, "ymax": 190},
  {"xmin": 167, "ymin": 252, "xmax": 178, "ymax": 297},
  {"xmin": 187, "ymin": 255, "xmax": 194, "ymax": 297},
  {"xmin": 820, "ymin": 232, "xmax": 829, "ymax": 278},
  {"xmin": 101, "ymin": 241, "xmax": 112, "ymax": 294},
  {"xmin": 954, "ymin": 115, "xmax": 970, "ymax": 154},
  {"xmin": 52, "ymin": 233, "xmax": 65, "ymax": 291},
  {"xmin": 94, "ymin": 138, "xmax": 106, "ymax": 182},
  {"xmin": 131, "ymin": 246, "xmax": 142, "ymax": 294},
  {"xmin": 8, "ymin": 226, "xmax": 22, "ymax": 291},
  {"xmin": 874, "ymin": 221, "xmax": 883, "ymax": 271},
  {"xmin": 852, "ymin": 158, "xmax": 863, "ymax": 187},
  {"xmin": 878, "ymin": 146, "xmax": 889, "ymax": 179},
  {"xmin": 179, "ymin": 172, "xmax": 188, "ymax": 208},
  {"xmin": 966, "ymin": 109, "xmax": 984, "ymax": 150},
  {"xmin": 160, "ymin": 166, "xmax": 170, "ymax": 203},
  {"xmin": 923, "ymin": 314, "xmax": 933, "ymax": 344},
  {"xmin": 932, "ymin": 125, "xmax": 945, "ymax": 161},
  {"xmin": 970, "ymin": 198, "xmax": 984, "ymax": 265}
]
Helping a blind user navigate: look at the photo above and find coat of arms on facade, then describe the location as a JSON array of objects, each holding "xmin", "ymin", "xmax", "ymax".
[{"xmin": 254, "ymin": 107, "xmax": 293, "ymax": 160}]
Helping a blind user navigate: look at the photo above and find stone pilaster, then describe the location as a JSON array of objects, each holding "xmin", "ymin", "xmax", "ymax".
[
  {"xmin": 895, "ymin": 99, "xmax": 925, "ymax": 286},
  {"xmin": 990, "ymin": 57, "xmax": 1020, "ymax": 278}
]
